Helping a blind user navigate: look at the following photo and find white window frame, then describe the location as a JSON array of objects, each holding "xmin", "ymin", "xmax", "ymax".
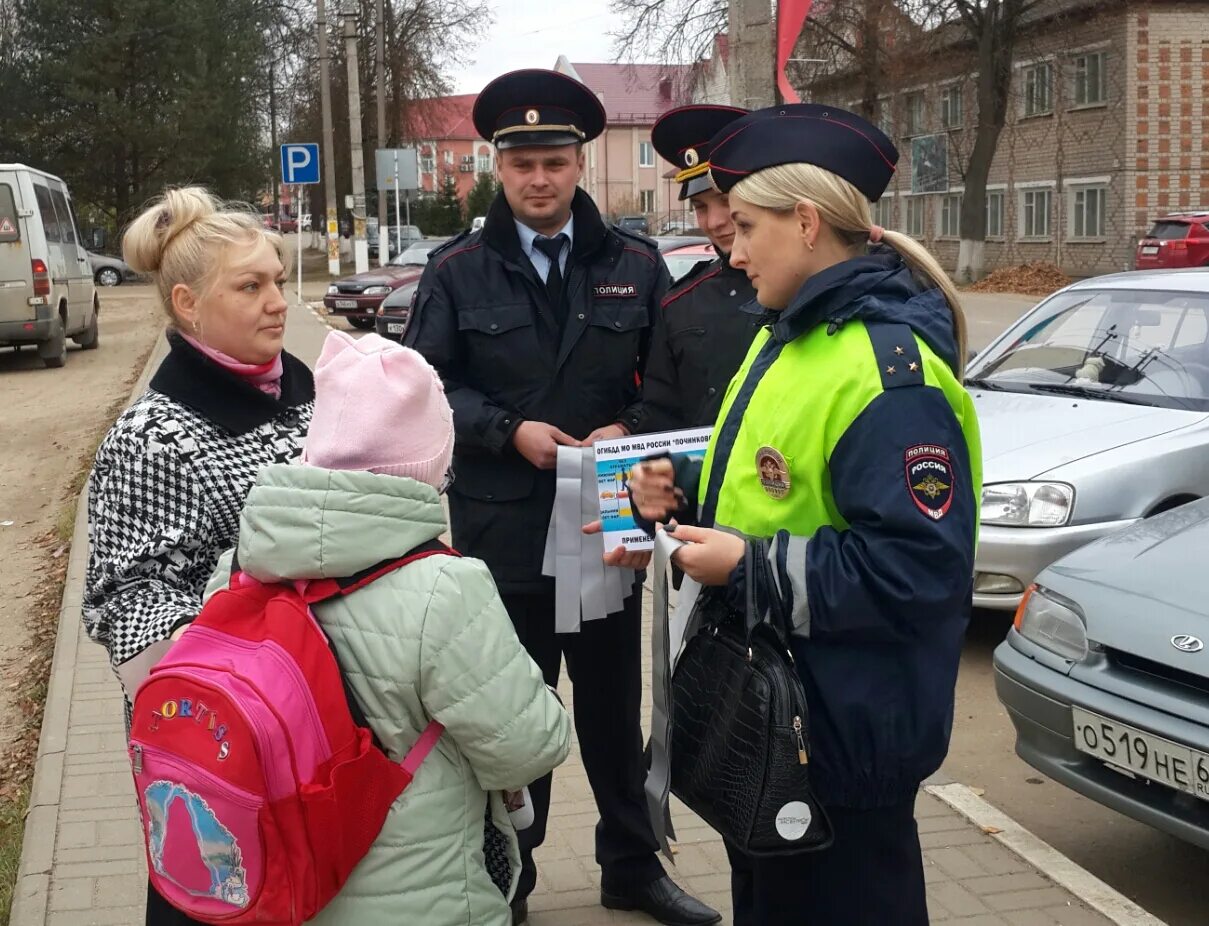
[
  {"xmin": 420, "ymin": 155, "xmax": 435, "ymax": 174},
  {"xmin": 903, "ymin": 91, "xmax": 927, "ymax": 136},
  {"xmin": 1071, "ymin": 51, "xmax": 1108, "ymax": 108},
  {"xmin": 1022, "ymin": 61, "xmax": 1054, "ymax": 117},
  {"xmin": 639, "ymin": 141, "xmax": 655, "ymax": 168},
  {"xmin": 1068, "ymin": 184, "xmax": 1108, "ymax": 239},
  {"xmin": 443, "ymin": 149, "xmax": 453, "ymax": 166},
  {"xmin": 639, "ymin": 189, "xmax": 655, "ymax": 212},
  {"xmin": 903, "ymin": 195, "xmax": 925, "ymax": 238},
  {"xmin": 1018, "ymin": 183, "xmax": 1055, "ymax": 240},
  {"xmin": 872, "ymin": 194, "xmax": 894, "ymax": 229},
  {"xmin": 986, "ymin": 189, "xmax": 1005, "ymax": 239},
  {"xmin": 940, "ymin": 84, "xmax": 963, "ymax": 129},
  {"xmin": 938, "ymin": 192, "xmax": 963, "ymax": 239},
  {"xmin": 476, "ymin": 146, "xmax": 492, "ymax": 174}
]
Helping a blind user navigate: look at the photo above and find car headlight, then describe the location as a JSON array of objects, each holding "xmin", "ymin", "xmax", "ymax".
[
  {"xmin": 326, "ymin": 284, "xmax": 339, "ymax": 295},
  {"xmin": 981, "ymin": 482, "xmax": 1073, "ymax": 527},
  {"xmin": 363, "ymin": 285, "xmax": 391, "ymax": 295},
  {"xmin": 1014, "ymin": 585, "xmax": 1088, "ymax": 662}
]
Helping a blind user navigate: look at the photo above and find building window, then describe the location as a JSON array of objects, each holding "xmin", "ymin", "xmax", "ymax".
[
  {"xmin": 904, "ymin": 92, "xmax": 926, "ymax": 136},
  {"xmin": 640, "ymin": 189, "xmax": 655, "ymax": 212},
  {"xmin": 1021, "ymin": 188, "xmax": 1052, "ymax": 238},
  {"xmin": 986, "ymin": 191, "xmax": 1004, "ymax": 238},
  {"xmin": 872, "ymin": 196, "xmax": 894, "ymax": 229},
  {"xmin": 940, "ymin": 85, "xmax": 963, "ymax": 129},
  {"xmin": 903, "ymin": 196, "xmax": 924, "ymax": 237},
  {"xmin": 1070, "ymin": 185, "xmax": 1107, "ymax": 238},
  {"xmin": 1023, "ymin": 63, "xmax": 1053, "ymax": 116},
  {"xmin": 420, "ymin": 156, "xmax": 435, "ymax": 174},
  {"xmin": 639, "ymin": 141, "xmax": 655, "ymax": 168},
  {"xmin": 443, "ymin": 149, "xmax": 453, "ymax": 166},
  {"xmin": 476, "ymin": 147, "xmax": 492, "ymax": 173},
  {"xmin": 939, "ymin": 193, "xmax": 962, "ymax": 238},
  {"xmin": 1073, "ymin": 52, "xmax": 1107, "ymax": 107}
]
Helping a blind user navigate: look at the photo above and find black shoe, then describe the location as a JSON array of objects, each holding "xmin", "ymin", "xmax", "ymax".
[
  {"xmin": 601, "ymin": 875, "xmax": 721, "ymax": 926},
  {"xmin": 511, "ymin": 896, "xmax": 528, "ymax": 925}
]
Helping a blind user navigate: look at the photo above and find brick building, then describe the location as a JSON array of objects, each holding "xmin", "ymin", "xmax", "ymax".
[
  {"xmin": 803, "ymin": 0, "xmax": 1209, "ymax": 278},
  {"xmin": 402, "ymin": 93, "xmax": 494, "ymax": 200},
  {"xmin": 554, "ymin": 57, "xmax": 693, "ymax": 230}
]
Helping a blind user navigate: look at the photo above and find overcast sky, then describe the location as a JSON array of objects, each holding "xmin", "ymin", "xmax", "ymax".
[{"xmin": 453, "ymin": 0, "xmax": 618, "ymax": 93}]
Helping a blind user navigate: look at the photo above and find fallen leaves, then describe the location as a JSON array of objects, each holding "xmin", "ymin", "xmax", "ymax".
[{"xmin": 968, "ymin": 261, "xmax": 1072, "ymax": 297}]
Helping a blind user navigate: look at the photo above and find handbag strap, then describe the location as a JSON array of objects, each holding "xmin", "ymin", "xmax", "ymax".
[{"xmin": 742, "ymin": 540, "xmax": 794, "ymax": 653}]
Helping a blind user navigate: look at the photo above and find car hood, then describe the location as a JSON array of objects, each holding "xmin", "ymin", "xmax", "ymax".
[
  {"xmin": 336, "ymin": 266, "xmax": 422, "ymax": 286},
  {"xmin": 972, "ymin": 389, "xmax": 1200, "ymax": 482},
  {"xmin": 1044, "ymin": 500, "xmax": 1209, "ymax": 666}
]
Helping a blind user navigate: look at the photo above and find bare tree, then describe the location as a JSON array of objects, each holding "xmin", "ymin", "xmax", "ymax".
[{"xmin": 609, "ymin": 0, "xmax": 728, "ymax": 65}]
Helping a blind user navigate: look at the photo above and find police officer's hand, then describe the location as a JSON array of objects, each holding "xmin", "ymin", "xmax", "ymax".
[
  {"xmin": 512, "ymin": 421, "xmax": 580, "ymax": 469},
  {"xmin": 630, "ymin": 459, "xmax": 683, "ymax": 522},
  {"xmin": 582, "ymin": 520, "xmax": 652, "ymax": 570},
  {"xmin": 583, "ymin": 424, "xmax": 628, "ymax": 446},
  {"xmin": 665, "ymin": 524, "xmax": 746, "ymax": 587}
]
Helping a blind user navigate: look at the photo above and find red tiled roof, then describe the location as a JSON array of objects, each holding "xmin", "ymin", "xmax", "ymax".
[
  {"xmin": 568, "ymin": 63, "xmax": 693, "ymax": 124},
  {"xmin": 403, "ymin": 93, "xmax": 479, "ymax": 141}
]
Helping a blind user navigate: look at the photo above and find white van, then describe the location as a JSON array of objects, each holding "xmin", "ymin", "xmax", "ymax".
[{"xmin": 0, "ymin": 164, "xmax": 99, "ymax": 368}]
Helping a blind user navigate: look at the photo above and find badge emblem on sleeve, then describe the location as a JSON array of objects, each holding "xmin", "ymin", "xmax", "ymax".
[
  {"xmin": 905, "ymin": 444, "xmax": 954, "ymax": 520},
  {"xmin": 756, "ymin": 447, "xmax": 791, "ymax": 499}
]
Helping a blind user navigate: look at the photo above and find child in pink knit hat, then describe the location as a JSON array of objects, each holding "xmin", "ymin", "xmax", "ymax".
[{"xmin": 303, "ymin": 330, "xmax": 455, "ymax": 489}]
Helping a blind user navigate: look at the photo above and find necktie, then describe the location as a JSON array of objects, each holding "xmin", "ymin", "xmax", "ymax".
[{"xmin": 534, "ymin": 234, "xmax": 568, "ymax": 322}]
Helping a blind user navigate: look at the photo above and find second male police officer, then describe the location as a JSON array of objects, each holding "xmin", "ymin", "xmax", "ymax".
[
  {"xmin": 405, "ymin": 69, "xmax": 720, "ymax": 926},
  {"xmin": 634, "ymin": 104, "xmax": 762, "ymax": 434}
]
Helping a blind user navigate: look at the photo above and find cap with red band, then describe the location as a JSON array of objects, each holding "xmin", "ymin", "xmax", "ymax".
[{"xmin": 706, "ymin": 103, "xmax": 899, "ymax": 202}]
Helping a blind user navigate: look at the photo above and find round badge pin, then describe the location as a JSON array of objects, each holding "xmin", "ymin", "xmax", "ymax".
[
  {"xmin": 684, "ymin": 147, "xmax": 699, "ymax": 167},
  {"xmin": 756, "ymin": 446, "xmax": 791, "ymax": 499},
  {"xmin": 524, "ymin": 108, "xmax": 540, "ymax": 125}
]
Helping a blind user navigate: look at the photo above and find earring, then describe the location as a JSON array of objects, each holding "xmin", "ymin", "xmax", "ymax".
[
  {"xmin": 192, "ymin": 320, "xmax": 200, "ymax": 334},
  {"xmin": 808, "ymin": 242, "xmax": 815, "ymax": 252}
]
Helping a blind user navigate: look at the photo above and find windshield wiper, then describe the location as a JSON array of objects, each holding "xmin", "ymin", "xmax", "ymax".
[
  {"xmin": 964, "ymin": 377, "xmax": 1009, "ymax": 391},
  {"xmin": 1027, "ymin": 383, "xmax": 1152, "ymax": 405}
]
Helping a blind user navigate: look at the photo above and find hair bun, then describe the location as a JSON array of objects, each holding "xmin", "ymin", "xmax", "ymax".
[{"xmin": 123, "ymin": 187, "xmax": 221, "ymax": 274}]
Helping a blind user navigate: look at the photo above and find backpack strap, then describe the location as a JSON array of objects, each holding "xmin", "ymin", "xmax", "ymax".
[{"xmin": 300, "ymin": 538, "xmax": 460, "ymax": 604}]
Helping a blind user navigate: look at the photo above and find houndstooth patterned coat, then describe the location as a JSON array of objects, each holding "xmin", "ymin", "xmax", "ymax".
[{"xmin": 83, "ymin": 333, "xmax": 314, "ymax": 690}]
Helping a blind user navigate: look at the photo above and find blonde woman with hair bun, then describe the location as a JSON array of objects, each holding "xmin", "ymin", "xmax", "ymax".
[
  {"xmin": 82, "ymin": 187, "xmax": 314, "ymax": 925},
  {"xmin": 629, "ymin": 106, "xmax": 982, "ymax": 925}
]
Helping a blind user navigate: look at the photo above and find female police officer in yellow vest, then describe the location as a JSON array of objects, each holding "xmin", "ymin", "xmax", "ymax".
[{"xmin": 629, "ymin": 105, "xmax": 982, "ymax": 925}]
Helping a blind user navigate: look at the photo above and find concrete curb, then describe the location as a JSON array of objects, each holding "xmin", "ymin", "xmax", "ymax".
[
  {"xmin": 9, "ymin": 332, "xmax": 167, "ymax": 926},
  {"xmin": 925, "ymin": 781, "xmax": 1168, "ymax": 926}
]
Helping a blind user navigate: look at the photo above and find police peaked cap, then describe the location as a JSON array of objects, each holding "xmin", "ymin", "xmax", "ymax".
[
  {"xmin": 707, "ymin": 103, "xmax": 898, "ymax": 202},
  {"xmin": 473, "ymin": 69, "xmax": 606, "ymax": 149},
  {"xmin": 651, "ymin": 104, "xmax": 749, "ymax": 200}
]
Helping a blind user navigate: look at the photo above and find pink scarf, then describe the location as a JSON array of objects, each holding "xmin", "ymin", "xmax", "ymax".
[{"xmin": 180, "ymin": 331, "xmax": 283, "ymax": 399}]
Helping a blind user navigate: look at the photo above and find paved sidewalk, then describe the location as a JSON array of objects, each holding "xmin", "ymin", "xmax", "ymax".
[{"xmin": 10, "ymin": 306, "xmax": 1161, "ymax": 926}]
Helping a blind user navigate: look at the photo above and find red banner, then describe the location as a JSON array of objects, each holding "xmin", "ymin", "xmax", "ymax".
[{"xmin": 776, "ymin": 0, "xmax": 814, "ymax": 104}]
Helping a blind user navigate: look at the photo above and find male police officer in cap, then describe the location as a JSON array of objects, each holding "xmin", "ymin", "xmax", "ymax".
[
  {"xmin": 633, "ymin": 104, "xmax": 762, "ymax": 434},
  {"xmin": 405, "ymin": 69, "xmax": 720, "ymax": 926}
]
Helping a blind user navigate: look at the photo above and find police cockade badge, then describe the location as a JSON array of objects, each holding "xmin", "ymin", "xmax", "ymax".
[
  {"xmin": 905, "ymin": 444, "xmax": 955, "ymax": 520},
  {"xmin": 684, "ymin": 147, "xmax": 699, "ymax": 167},
  {"xmin": 525, "ymin": 108, "xmax": 540, "ymax": 125},
  {"xmin": 756, "ymin": 446, "xmax": 791, "ymax": 500}
]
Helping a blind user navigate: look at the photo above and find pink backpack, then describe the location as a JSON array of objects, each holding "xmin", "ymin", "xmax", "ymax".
[{"xmin": 129, "ymin": 542, "xmax": 455, "ymax": 925}]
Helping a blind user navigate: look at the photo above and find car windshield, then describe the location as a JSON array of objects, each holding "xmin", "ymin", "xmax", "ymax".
[
  {"xmin": 967, "ymin": 289, "xmax": 1209, "ymax": 412},
  {"xmin": 664, "ymin": 253, "xmax": 708, "ymax": 283},
  {"xmin": 1147, "ymin": 221, "xmax": 1194, "ymax": 240},
  {"xmin": 390, "ymin": 243, "xmax": 436, "ymax": 267}
]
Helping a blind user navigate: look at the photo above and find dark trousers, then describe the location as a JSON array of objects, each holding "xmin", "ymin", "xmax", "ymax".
[
  {"xmin": 502, "ymin": 587, "xmax": 664, "ymax": 901},
  {"xmin": 725, "ymin": 797, "xmax": 928, "ymax": 926},
  {"xmin": 146, "ymin": 882, "xmax": 205, "ymax": 925}
]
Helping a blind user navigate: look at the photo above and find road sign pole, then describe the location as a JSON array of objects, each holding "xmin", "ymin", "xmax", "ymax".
[
  {"xmin": 393, "ymin": 150, "xmax": 402, "ymax": 256},
  {"xmin": 296, "ymin": 185, "xmax": 304, "ymax": 308}
]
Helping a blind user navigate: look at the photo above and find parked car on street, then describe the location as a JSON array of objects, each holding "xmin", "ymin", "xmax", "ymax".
[
  {"xmin": 616, "ymin": 215, "xmax": 650, "ymax": 234},
  {"xmin": 661, "ymin": 241, "xmax": 716, "ymax": 284},
  {"xmin": 995, "ymin": 497, "xmax": 1209, "ymax": 850},
  {"xmin": 325, "ymin": 237, "xmax": 446, "ymax": 329},
  {"xmin": 0, "ymin": 163, "xmax": 99, "ymax": 367},
  {"xmin": 1135, "ymin": 211, "xmax": 1209, "ymax": 271},
  {"xmin": 86, "ymin": 251, "xmax": 139, "ymax": 286},
  {"xmin": 965, "ymin": 269, "xmax": 1209, "ymax": 612}
]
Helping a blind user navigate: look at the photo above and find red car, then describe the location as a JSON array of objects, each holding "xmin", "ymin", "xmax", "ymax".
[
  {"xmin": 1135, "ymin": 212, "xmax": 1209, "ymax": 270},
  {"xmin": 323, "ymin": 238, "xmax": 447, "ymax": 329}
]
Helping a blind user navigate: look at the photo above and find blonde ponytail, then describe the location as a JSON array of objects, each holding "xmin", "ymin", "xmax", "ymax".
[
  {"xmin": 123, "ymin": 187, "xmax": 288, "ymax": 327},
  {"xmin": 730, "ymin": 164, "xmax": 968, "ymax": 370}
]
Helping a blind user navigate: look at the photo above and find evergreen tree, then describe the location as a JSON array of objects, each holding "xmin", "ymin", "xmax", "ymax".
[
  {"xmin": 466, "ymin": 171, "xmax": 499, "ymax": 221},
  {"xmin": 433, "ymin": 171, "xmax": 465, "ymax": 235}
]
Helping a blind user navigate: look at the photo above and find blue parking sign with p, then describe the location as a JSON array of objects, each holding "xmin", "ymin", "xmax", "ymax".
[{"xmin": 281, "ymin": 144, "xmax": 320, "ymax": 185}]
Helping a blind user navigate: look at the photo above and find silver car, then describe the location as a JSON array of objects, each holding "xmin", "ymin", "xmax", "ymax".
[
  {"xmin": 995, "ymin": 499, "xmax": 1209, "ymax": 849},
  {"xmin": 966, "ymin": 269, "xmax": 1209, "ymax": 611}
]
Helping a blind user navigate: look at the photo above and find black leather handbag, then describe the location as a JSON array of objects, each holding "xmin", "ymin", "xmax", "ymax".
[{"xmin": 667, "ymin": 544, "xmax": 833, "ymax": 857}]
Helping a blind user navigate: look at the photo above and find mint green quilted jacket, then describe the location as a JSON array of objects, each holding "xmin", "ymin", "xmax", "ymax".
[{"xmin": 206, "ymin": 464, "xmax": 570, "ymax": 926}]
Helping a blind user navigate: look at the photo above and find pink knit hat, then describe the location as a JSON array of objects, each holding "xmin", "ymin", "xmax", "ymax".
[{"xmin": 303, "ymin": 331, "xmax": 454, "ymax": 489}]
